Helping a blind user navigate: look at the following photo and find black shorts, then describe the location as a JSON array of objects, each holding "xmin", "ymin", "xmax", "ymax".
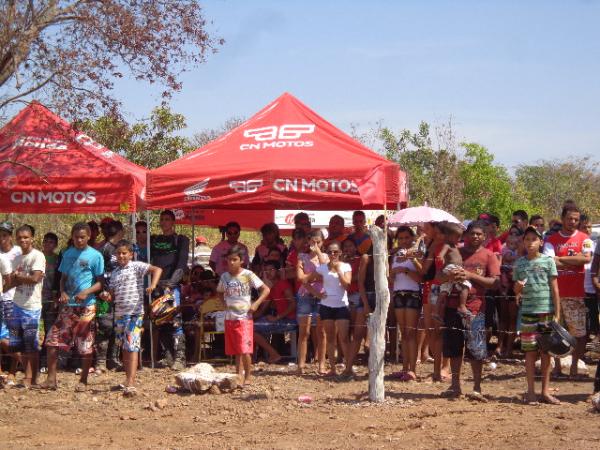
[
  {"xmin": 442, "ymin": 308, "xmax": 465, "ymax": 358},
  {"xmin": 319, "ymin": 304, "xmax": 351, "ymax": 321},
  {"xmin": 393, "ymin": 290, "xmax": 422, "ymax": 310}
]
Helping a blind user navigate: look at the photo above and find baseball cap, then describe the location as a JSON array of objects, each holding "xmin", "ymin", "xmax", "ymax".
[
  {"xmin": 100, "ymin": 217, "xmax": 114, "ymax": 226},
  {"xmin": 195, "ymin": 236, "xmax": 208, "ymax": 245},
  {"xmin": 0, "ymin": 221, "xmax": 14, "ymax": 233},
  {"xmin": 524, "ymin": 225, "xmax": 543, "ymax": 239}
]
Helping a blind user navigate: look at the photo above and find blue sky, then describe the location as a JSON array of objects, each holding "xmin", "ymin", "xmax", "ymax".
[{"xmin": 116, "ymin": 0, "xmax": 600, "ymax": 170}]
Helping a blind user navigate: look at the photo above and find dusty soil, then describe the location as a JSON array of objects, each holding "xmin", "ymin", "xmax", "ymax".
[{"xmin": 1, "ymin": 359, "xmax": 600, "ymax": 449}]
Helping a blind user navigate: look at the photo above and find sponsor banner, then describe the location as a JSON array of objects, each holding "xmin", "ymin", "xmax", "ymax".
[{"xmin": 274, "ymin": 210, "xmax": 387, "ymax": 229}]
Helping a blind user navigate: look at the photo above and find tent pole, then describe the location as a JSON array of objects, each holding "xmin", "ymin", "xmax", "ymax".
[
  {"xmin": 191, "ymin": 209, "xmax": 196, "ymax": 264},
  {"xmin": 146, "ymin": 209, "xmax": 154, "ymax": 369}
]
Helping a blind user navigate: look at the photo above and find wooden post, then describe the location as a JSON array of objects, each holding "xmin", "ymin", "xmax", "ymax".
[{"xmin": 368, "ymin": 224, "xmax": 390, "ymax": 402}]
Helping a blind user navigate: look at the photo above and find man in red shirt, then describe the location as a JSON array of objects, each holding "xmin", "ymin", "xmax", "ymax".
[
  {"xmin": 543, "ymin": 204, "xmax": 593, "ymax": 378},
  {"xmin": 441, "ymin": 220, "xmax": 500, "ymax": 400}
]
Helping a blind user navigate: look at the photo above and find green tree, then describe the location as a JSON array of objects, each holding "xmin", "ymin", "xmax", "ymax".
[
  {"xmin": 515, "ymin": 157, "xmax": 600, "ymax": 220},
  {"xmin": 379, "ymin": 121, "xmax": 464, "ymax": 213},
  {"xmin": 458, "ymin": 143, "xmax": 525, "ymax": 225},
  {"xmin": 77, "ymin": 106, "xmax": 193, "ymax": 169}
]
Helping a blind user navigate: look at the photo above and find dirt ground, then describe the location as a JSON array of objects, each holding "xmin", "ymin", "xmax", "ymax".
[{"xmin": 1, "ymin": 358, "xmax": 600, "ymax": 450}]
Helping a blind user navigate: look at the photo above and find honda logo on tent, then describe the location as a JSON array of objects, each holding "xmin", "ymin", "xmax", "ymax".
[
  {"xmin": 240, "ymin": 125, "xmax": 315, "ymax": 151},
  {"xmin": 184, "ymin": 178, "xmax": 211, "ymax": 201}
]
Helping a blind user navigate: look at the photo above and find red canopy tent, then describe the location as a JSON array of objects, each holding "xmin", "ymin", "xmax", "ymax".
[
  {"xmin": 146, "ymin": 93, "xmax": 407, "ymax": 211},
  {"xmin": 0, "ymin": 101, "xmax": 146, "ymax": 213}
]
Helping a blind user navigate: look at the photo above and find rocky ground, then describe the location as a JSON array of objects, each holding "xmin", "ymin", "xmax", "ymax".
[{"xmin": 1, "ymin": 359, "xmax": 600, "ymax": 449}]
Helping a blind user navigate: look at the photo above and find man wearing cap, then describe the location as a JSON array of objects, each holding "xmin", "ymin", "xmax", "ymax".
[
  {"xmin": 193, "ymin": 235, "xmax": 211, "ymax": 268},
  {"xmin": 0, "ymin": 221, "xmax": 22, "ymax": 384}
]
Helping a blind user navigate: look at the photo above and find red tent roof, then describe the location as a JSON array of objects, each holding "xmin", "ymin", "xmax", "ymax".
[
  {"xmin": 147, "ymin": 93, "xmax": 407, "ymax": 210},
  {"xmin": 0, "ymin": 102, "xmax": 146, "ymax": 213}
]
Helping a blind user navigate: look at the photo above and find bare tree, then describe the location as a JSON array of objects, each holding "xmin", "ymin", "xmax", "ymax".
[
  {"xmin": 190, "ymin": 116, "xmax": 246, "ymax": 149},
  {"xmin": 0, "ymin": 1, "xmax": 222, "ymax": 120}
]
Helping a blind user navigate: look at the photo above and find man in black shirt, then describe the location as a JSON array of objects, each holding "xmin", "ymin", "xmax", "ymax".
[
  {"xmin": 150, "ymin": 210, "xmax": 190, "ymax": 370},
  {"xmin": 96, "ymin": 220, "xmax": 124, "ymax": 372}
]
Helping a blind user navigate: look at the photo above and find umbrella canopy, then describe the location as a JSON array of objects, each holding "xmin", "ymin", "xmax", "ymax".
[
  {"xmin": 0, "ymin": 101, "xmax": 147, "ymax": 213},
  {"xmin": 389, "ymin": 205, "xmax": 461, "ymax": 227},
  {"xmin": 146, "ymin": 93, "xmax": 407, "ymax": 211}
]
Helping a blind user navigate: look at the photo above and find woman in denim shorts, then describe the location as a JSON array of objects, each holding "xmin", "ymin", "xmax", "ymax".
[
  {"xmin": 296, "ymin": 230, "xmax": 328, "ymax": 374},
  {"xmin": 390, "ymin": 226, "xmax": 423, "ymax": 381}
]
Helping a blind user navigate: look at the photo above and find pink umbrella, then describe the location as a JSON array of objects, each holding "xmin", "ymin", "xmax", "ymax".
[{"xmin": 389, "ymin": 205, "xmax": 461, "ymax": 226}]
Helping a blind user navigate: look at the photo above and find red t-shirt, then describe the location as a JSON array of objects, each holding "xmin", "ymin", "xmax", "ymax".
[
  {"xmin": 285, "ymin": 248, "xmax": 301, "ymax": 293},
  {"xmin": 543, "ymin": 230, "xmax": 593, "ymax": 298},
  {"xmin": 485, "ymin": 236, "xmax": 503, "ymax": 255},
  {"xmin": 346, "ymin": 256, "xmax": 361, "ymax": 294},
  {"xmin": 447, "ymin": 246, "xmax": 500, "ymax": 314},
  {"xmin": 268, "ymin": 279, "xmax": 295, "ymax": 320}
]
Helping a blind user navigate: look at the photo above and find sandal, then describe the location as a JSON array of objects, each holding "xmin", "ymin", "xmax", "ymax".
[
  {"xmin": 38, "ymin": 380, "xmax": 58, "ymax": 391},
  {"xmin": 466, "ymin": 391, "xmax": 488, "ymax": 403},
  {"xmin": 541, "ymin": 394, "xmax": 561, "ymax": 405},
  {"xmin": 74, "ymin": 382, "xmax": 88, "ymax": 393},
  {"xmin": 123, "ymin": 386, "xmax": 138, "ymax": 397},
  {"xmin": 440, "ymin": 388, "xmax": 462, "ymax": 399},
  {"xmin": 521, "ymin": 393, "xmax": 539, "ymax": 405}
]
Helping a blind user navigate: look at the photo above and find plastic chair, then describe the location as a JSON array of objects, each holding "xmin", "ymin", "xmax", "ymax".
[{"xmin": 195, "ymin": 297, "xmax": 230, "ymax": 362}]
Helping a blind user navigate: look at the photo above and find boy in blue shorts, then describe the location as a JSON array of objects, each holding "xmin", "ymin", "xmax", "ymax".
[
  {"xmin": 514, "ymin": 225, "xmax": 561, "ymax": 405},
  {"xmin": 100, "ymin": 240, "xmax": 161, "ymax": 396}
]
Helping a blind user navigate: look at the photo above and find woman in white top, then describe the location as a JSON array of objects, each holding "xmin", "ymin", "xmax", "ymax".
[
  {"xmin": 314, "ymin": 241, "xmax": 352, "ymax": 378},
  {"xmin": 389, "ymin": 226, "xmax": 423, "ymax": 381}
]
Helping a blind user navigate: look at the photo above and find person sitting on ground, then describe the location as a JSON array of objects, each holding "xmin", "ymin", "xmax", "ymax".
[
  {"xmin": 253, "ymin": 260, "xmax": 297, "ymax": 363},
  {"xmin": 436, "ymin": 222, "xmax": 472, "ymax": 320},
  {"xmin": 513, "ymin": 226, "xmax": 561, "ymax": 405},
  {"xmin": 99, "ymin": 240, "xmax": 162, "ymax": 397},
  {"xmin": 43, "ymin": 222, "xmax": 104, "ymax": 392},
  {"xmin": 217, "ymin": 245, "xmax": 270, "ymax": 385},
  {"xmin": 7, "ymin": 224, "xmax": 46, "ymax": 388},
  {"xmin": 210, "ymin": 221, "xmax": 249, "ymax": 276}
]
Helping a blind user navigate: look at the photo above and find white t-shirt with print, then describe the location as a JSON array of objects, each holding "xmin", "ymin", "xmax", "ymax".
[
  {"xmin": 12, "ymin": 249, "xmax": 46, "ymax": 310},
  {"xmin": 1, "ymin": 246, "xmax": 22, "ymax": 303},
  {"xmin": 316, "ymin": 262, "xmax": 352, "ymax": 308},
  {"xmin": 108, "ymin": 261, "xmax": 150, "ymax": 316},
  {"xmin": 217, "ymin": 269, "xmax": 264, "ymax": 320},
  {"xmin": 391, "ymin": 257, "xmax": 420, "ymax": 292}
]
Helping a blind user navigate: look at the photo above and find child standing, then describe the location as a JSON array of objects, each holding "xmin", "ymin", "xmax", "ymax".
[
  {"xmin": 217, "ymin": 245, "xmax": 270, "ymax": 385},
  {"xmin": 100, "ymin": 240, "xmax": 162, "ymax": 396},
  {"xmin": 513, "ymin": 226, "xmax": 560, "ymax": 405}
]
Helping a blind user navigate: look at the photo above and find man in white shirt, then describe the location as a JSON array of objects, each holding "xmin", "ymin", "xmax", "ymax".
[
  {"xmin": 8, "ymin": 224, "xmax": 45, "ymax": 387},
  {"xmin": 0, "ymin": 221, "xmax": 22, "ymax": 383}
]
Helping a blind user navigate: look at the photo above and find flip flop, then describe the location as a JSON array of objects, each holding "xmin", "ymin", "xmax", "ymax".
[
  {"xmin": 440, "ymin": 388, "xmax": 462, "ymax": 399},
  {"xmin": 123, "ymin": 386, "xmax": 138, "ymax": 397},
  {"xmin": 541, "ymin": 394, "xmax": 561, "ymax": 405},
  {"xmin": 74, "ymin": 382, "xmax": 88, "ymax": 393},
  {"xmin": 521, "ymin": 394, "xmax": 539, "ymax": 406},
  {"xmin": 37, "ymin": 380, "xmax": 58, "ymax": 391},
  {"xmin": 466, "ymin": 391, "xmax": 488, "ymax": 403},
  {"xmin": 390, "ymin": 371, "xmax": 406, "ymax": 380}
]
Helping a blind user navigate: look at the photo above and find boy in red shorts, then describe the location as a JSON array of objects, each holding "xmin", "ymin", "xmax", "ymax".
[{"xmin": 217, "ymin": 245, "xmax": 270, "ymax": 385}]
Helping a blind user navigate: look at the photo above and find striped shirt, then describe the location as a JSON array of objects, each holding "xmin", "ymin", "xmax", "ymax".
[{"xmin": 108, "ymin": 261, "xmax": 150, "ymax": 316}]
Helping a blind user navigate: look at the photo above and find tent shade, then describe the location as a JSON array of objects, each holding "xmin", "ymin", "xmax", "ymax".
[
  {"xmin": 147, "ymin": 93, "xmax": 407, "ymax": 211},
  {"xmin": 0, "ymin": 102, "xmax": 146, "ymax": 213}
]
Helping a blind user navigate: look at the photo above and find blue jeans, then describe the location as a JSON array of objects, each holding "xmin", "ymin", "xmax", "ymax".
[{"xmin": 296, "ymin": 294, "xmax": 319, "ymax": 325}]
